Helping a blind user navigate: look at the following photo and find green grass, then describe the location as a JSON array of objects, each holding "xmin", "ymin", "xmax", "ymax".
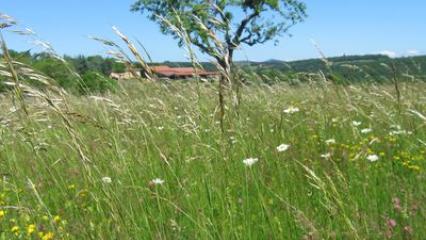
[{"xmin": 0, "ymin": 81, "xmax": 425, "ymax": 239}]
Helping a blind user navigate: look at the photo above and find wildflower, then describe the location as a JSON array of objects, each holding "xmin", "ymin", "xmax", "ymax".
[
  {"xmin": 387, "ymin": 219, "xmax": 397, "ymax": 228},
  {"xmin": 320, "ymin": 153, "xmax": 331, "ymax": 159},
  {"xmin": 157, "ymin": 126, "xmax": 164, "ymax": 131},
  {"xmin": 151, "ymin": 178, "xmax": 165, "ymax": 185},
  {"xmin": 283, "ymin": 106, "xmax": 300, "ymax": 114},
  {"xmin": 27, "ymin": 224, "xmax": 36, "ymax": 235},
  {"xmin": 9, "ymin": 106, "xmax": 17, "ymax": 113},
  {"xmin": 0, "ymin": 210, "xmax": 5, "ymax": 219},
  {"xmin": 276, "ymin": 144, "xmax": 290, "ymax": 152},
  {"xmin": 101, "ymin": 177, "xmax": 112, "ymax": 184},
  {"xmin": 243, "ymin": 158, "xmax": 259, "ymax": 167},
  {"xmin": 389, "ymin": 130, "xmax": 412, "ymax": 136},
  {"xmin": 407, "ymin": 165, "xmax": 421, "ymax": 172},
  {"xmin": 390, "ymin": 124, "xmax": 402, "ymax": 130},
  {"xmin": 360, "ymin": 128, "xmax": 372, "ymax": 134},
  {"xmin": 352, "ymin": 121, "xmax": 362, "ymax": 127},
  {"xmin": 367, "ymin": 154, "xmax": 379, "ymax": 162},
  {"xmin": 403, "ymin": 226, "xmax": 413, "ymax": 235},
  {"xmin": 78, "ymin": 190, "xmax": 88, "ymax": 198},
  {"xmin": 42, "ymin": 232, "xmax": 54, "ymax": 240},
  {"xmin": 53, "ymin": 215, "xmax": 61, "ymax": 224},
  {"xmin": 325, "ymin": 139, "xmax": 336, "ymax": 145},
  {"xmin": 392, "ymin": 197, "xmax": 402, "ymax": 212},
  {"xmin": 11, "ymin": 226, "xmax": 20, "ymax": 235}
]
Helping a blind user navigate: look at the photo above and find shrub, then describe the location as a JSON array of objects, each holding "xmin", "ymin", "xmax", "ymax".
[{"xmin": 80, "ymin": 71, "xmax": 117, "ymax": 94}]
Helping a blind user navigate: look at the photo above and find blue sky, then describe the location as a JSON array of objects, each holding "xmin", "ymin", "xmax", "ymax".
[{"xmin": 1, "ymin": 0, "xmax": 425, "ymax": 62}]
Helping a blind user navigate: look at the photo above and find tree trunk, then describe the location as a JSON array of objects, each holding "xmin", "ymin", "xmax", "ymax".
[
  {"xmin": 218, "ymin": 73, "xmax": 226, "ymax": 133},
  {"xmin": 217, "ymin": 54, "xmax": 232, "ymax": 134},
  {"xmin": 228, "ymin": 49, "xmax": 242, "ymax": 110}
]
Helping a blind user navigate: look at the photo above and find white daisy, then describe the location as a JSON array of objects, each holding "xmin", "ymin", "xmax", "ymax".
[
  {"xmin": 283, "ymin": 106, "xmax": 300, "ymax": 114},
  {"xmin": 276, "ymin": 144, "xmax": 290, "ymax": 152},
  {"xmin": 102, "ymin": 177, "xmax": 112, "ymax": 184},
  {"xmin": 367, "ymin": 154, "xmax": 379, "ymax": 162},
  {"xmin": 243, "ymin": 158, "xmax": 259, "ymax": 167},
  {"xmin": 389, "ymin": 130, "xmax": 412, "ymax": 136},
  {"xmin": 360, "ymin": 128, "xmax": 372, "ymax": 134},
  {"xmin": 390, "ymin": 124, "xmax": 402, "ymax": 130},
  {"xmin": 352, "ymin": 121, "xmax": 362, "ymax": 127},
  {"xmin": 9, "ymin": 107, "xmax": 17, "ymax": 113},
  {"xmin": 151, "ymin": 178, "xmax": 165, "ymax": 185}
]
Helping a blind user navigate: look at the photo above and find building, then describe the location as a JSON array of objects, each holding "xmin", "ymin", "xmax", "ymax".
[
  {"xmin": 149, "ymin": 65, "xmax": 219, "ymax": 80},
  {"xmin": 110, "ymin": 65, "xmax": 219, "ymax": 80},
  {"xmin": 109, "ymin": 71, "xmax": 140, "ymax": 80}
]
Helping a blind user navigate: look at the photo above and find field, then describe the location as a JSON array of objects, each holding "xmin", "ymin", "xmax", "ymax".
[{"xmin": 0, "ymin": 80, "xmax": 425, "ymax": 239}]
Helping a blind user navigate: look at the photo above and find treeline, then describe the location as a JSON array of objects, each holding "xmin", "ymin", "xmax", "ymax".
[
  {"xmin": 0, "ymin": 50, "xmax": 128, "ymax": 94},
  {"xmin": 239, "ymin": 55, "xmax": 426, "ymax": 84}
]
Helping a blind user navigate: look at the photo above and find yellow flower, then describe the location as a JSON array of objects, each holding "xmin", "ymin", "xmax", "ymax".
[
  {"xmin": 27, "ymin": 224, "xmax": 36, "ymax": 235},
  {"xmin": 54, "ymin": 215, "xmax": 61, "ymax": 224},
  {"xmin": 11, "ymin": 225, "xmax": 20, "ymax": 236},
  {"xmin": 408, "ymin": 165, "xmax": 421, "ymax": 172},
  {"xmin": 42, "ymin": 232, "xmax": 54, "ymax": 240},
  {"xmin": 0, "ymin": 210, "xmax": 5, "ymax": 219}
]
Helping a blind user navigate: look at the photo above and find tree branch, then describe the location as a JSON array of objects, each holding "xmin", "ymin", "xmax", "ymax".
[
  {"xmin": 190, "ymin": 36, "xmax": 222, "ymax": 63},
  {"xmin": 231, "ymin": 11, "xmax": 260, "ymax": 48}
]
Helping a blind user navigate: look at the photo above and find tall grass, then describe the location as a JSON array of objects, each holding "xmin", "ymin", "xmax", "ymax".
[
  {"xmin": 1, "ymin": 13, "xmax": 426, "ymax": 240},
  {"xmin": 0, "ymin": 78, "xmax": 425, "ymax": 239}
]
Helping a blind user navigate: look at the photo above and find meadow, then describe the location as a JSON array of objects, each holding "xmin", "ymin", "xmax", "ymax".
[{"xmin": 0, "ymin": 79, "xmax": 425, "ymax": 239}]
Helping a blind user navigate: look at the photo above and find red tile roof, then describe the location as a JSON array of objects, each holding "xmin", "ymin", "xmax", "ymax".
[{"xmin": 150, "ymin": 65, "xmax": 218, "ymax": 77}]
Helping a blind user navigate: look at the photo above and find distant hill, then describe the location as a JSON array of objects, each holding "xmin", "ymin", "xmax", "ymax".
[{"xmin": 233, "ymin": 55, "xmax": 426, "ymax": 83}]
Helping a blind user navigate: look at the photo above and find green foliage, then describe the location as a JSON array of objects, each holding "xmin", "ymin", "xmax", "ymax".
[
  {"xmin": 112, "ymin": 61, "xmax": 126, "ymax": 73},
  {"xmin": 32, "ymin": 57, "xmax": 81, "ymax": 92},
  {"xmin": 80, "ymin": 71, "xmax": 117, "ymax": 94},
  {"xmin": 1, "ymin": 50, "xmax": 124, "ymax": 94},
  {"xmin": 66, "ymin": 55, "xmax": 117, "ymax": 76}
]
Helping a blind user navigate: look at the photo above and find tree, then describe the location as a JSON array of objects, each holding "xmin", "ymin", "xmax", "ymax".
[
  {"xmin": 80, "ymin": 71, "xmax": 117, "ymax": 94},
  {"xmin": 32, "ymin": 57, "xmax": 81, "ymax": 92},
  {"xmin": 131, "ymin": 0, "xmax": 306, "ymax": 74}
]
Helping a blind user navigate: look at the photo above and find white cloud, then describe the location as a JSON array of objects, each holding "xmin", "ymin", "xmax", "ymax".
[
  {"xmin": 379, "ymin": 50, "xmax": 397, "ymax": 58},
  {"xmin": 406, "ymin": 49, "xmax": 420, "ymax": 56}
]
